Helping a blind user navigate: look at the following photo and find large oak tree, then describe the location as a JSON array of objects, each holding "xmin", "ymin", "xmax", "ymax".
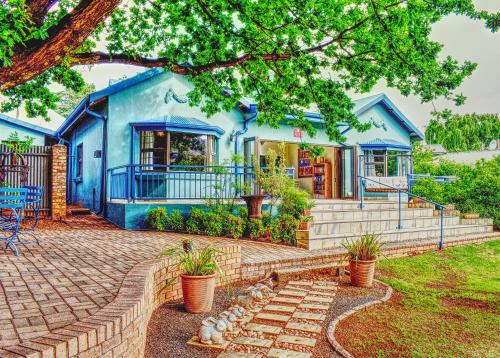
[{"xmin": 0, "ymin": 0, "xmax": 498, "ymax": 141}]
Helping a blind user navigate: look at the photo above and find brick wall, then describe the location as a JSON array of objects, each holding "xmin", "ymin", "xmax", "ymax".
[
  {"xmin": 8, "ymin": 244, "xmax": 241, "ymax": 358},
  {"xmin": 51, "ymin": 144, "xmax": 67, "ymax": 220}
]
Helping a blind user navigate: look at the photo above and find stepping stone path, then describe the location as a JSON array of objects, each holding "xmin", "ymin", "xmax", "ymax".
[{"xmin": 217, "ymin": 280, "xmax": 338, "ymax": 358}]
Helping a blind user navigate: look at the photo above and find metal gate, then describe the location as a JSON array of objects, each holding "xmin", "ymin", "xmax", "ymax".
[{"xmin": 0, "ymin": 145, "xmax": 52, "ymax": 216}]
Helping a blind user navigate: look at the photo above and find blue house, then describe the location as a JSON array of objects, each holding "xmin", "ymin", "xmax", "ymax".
[
  {"xmin": 0, "ymin": 113, "xmax": 58, "ymax": 146},
  {"xmin": 56, "ymin": 69, "xmax": 424, "ymax": 229}
]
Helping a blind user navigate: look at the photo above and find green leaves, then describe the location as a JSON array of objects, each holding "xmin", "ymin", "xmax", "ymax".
[
  {"xmin": 425, "ymin": 113, "xmax": 500, "ymax": 152},
  {"xmin": 1, "ymin": 0, "xmax": 498, "ymax": 139}
]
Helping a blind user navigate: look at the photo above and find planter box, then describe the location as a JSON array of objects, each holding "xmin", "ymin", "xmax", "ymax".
[{"xmin": 463, "ymin": 213, "xmax": 480, "ymax": 219}]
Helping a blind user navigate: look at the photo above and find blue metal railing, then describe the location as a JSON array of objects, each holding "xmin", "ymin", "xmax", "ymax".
[
  {"xmin": 358, "ymin": 175, "xmax": 446, "ymax": 249},
  {"xmin": 108, "ymin": 164, "xmax": 256, "ymax": 201}
]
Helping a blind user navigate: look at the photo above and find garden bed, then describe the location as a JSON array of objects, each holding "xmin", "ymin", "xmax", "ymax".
[
  {"xmin": 335, "ymin": 241, "xmax": 500, "ymax": 357},
  {"xmin": 144, "ymin": 270, "xmax": 386, "ymax": 358}
]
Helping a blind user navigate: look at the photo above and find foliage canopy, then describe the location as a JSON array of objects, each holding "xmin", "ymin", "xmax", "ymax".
[
  {"xmin": 425, "ymin": 112, "xmax": 500, "ymax": 152},
  {"xmin": 0, "ymin": 1, "xmax": 498, "ymax": 141}
]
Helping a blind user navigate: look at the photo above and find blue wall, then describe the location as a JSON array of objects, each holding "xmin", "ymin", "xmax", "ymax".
[
  {"xmin": 69, "ymin": 116, "xmax": 104, "ymax": 211},
  {"xmin": 0, "ymin": 121, "xmax": 47, "ymax": 145}
]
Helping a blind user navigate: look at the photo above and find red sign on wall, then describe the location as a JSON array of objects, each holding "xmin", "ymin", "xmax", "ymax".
[{"xmin": 293, "ymin": 128, "xmax": 304, "ymax": 138}]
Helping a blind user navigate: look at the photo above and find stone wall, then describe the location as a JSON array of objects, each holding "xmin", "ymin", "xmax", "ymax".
[
  {"xmin": 9, "ymin": 244, "xmax": 241, "ymax": 358},
  {"xmin": 51, "ymin": 144, "xmax": 67, "ymax": 220}
]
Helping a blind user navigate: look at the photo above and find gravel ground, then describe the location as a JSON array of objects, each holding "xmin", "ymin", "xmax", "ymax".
[{"xmin": 144, "ymin": 270, "xmax": 387, "ymax": 358}]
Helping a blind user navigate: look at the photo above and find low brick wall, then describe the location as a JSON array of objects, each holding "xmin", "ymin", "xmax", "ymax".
[
  {"xmin": 241, "ymin": 233, "xmax": 499, "ymax": 280},
  {"xmin": 1, "ymin": 245, "xmax": 241, "ymax": 358}
]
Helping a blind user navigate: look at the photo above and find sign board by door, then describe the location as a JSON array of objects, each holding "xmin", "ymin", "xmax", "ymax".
[{"xmin": 293, "ymin": 128, "xmax": 304, "ymax": 138}]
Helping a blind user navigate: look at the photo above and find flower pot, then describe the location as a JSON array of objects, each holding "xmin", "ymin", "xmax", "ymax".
[
  {"xmin": 299, "ymin": 221, "xmax": 311, "ymax": 230},
  {"xmin": 410, "ymin": 197, "xmax": 425, "ymax": 204},
  {"xmin": 463, "ymin": 213, "xmax": 480, "ymax": 219},
  {"xmin": 181, "ymin": 273, "xmax": 216, "ymax": 313},
  {"xmin": 349, "ymin": 259, "xmax": 376, "ymax": 288},
  {"xmin": 240, "ymin": 194, "xmax": 267, "ymax": 219}
]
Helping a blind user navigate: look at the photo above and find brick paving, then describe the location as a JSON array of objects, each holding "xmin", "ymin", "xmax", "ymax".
[
  {"xmin": 0, "ymin": 215, "xmax": 497, "ymax": 350},
  {"xmin": 0, "ymin": 216, "xmax": 325, "ymax": 349}
]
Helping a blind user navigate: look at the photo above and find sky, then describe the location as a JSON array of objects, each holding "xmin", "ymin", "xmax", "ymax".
[{"xmin": 76, "ymin": 0, "xmax": 500, "ymax": 132}]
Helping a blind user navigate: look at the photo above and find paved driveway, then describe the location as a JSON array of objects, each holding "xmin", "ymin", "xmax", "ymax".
[{"xmin": 0, "ymin": 216, "xmax": 320, "ymax": 348}]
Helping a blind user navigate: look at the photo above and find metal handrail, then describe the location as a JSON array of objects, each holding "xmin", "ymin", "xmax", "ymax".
[
  {"xmin": 358, "ymin": 175, "xmax": 446, "ymax": 249},
  {"xmin": 107, "ymin": 164, "xmax": 256, "ymax": 201}
]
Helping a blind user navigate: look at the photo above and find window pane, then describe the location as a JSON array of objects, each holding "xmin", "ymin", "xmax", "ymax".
[
  {"xmin": 140, "ymin": 131, "xmax": 167, "ymax": 166},
  {"xmin": 169, "ymin": 132, "xmax": 207, "ymax": 167}
]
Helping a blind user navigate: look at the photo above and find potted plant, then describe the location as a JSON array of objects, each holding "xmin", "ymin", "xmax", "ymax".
[
  {"xmin": 342, "ymin": 233, "xmax": 383, "ymax": 288},
  {"xmin": 162, "ymin": 242, "xmax": 224, "ymax": 313}
]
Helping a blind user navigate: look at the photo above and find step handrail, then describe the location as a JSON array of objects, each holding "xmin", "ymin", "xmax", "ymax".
[{"xmin": 358, "ymin": 175, "xmax": 446, "ymax": 249}]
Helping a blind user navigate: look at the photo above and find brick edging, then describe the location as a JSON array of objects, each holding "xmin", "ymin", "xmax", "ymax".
[
  {"xmin": 1, "ymin": 245, "xmax": 241, "ymax": 358},
  {"xmin": 327, "ymin": 279, "xmax": 393, "ymax": 358}
]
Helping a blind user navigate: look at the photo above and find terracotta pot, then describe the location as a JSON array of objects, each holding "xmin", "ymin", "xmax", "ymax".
[
  {"xmin": 299, "ymin": 221, "xmax": 311, "ymax": 230},
  {"xmin": 463, "ymin": 213, "xmax": 480, "ymax": 219},
  {"xmin": 181, "ymin": 273, "xmax": 216, "ymax": 313},
  {"xmin": 241, "ymin": 194, "xmax": 267, "ymax": 219},
  {"xmin": 410, "ymin": 197, "xmax": 425, "ymax": 204},
  {"xmin": 349, "ymin": 259, "xmax": 376, "ymax": 288}
]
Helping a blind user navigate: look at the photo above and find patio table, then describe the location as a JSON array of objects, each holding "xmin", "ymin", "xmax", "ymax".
[{"xmin": 0, "ymin": 187, "xmax": 27, "ymax": 256}]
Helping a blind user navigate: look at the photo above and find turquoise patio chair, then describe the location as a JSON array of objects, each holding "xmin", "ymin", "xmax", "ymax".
[
  {"xmin": 18, "ymin": 186, "xmax": 44, "ymax": 245},
  {"xmin": 0, "ymin": 188, "xmax": 27, "ymax": 256}
]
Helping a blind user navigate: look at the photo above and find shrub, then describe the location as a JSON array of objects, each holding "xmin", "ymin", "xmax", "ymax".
[
  {"xmin": 412, "ymin": 155, "xmax": 500, "ymax": 225},
  {"xmin": 237, "ymin": 206, "xmax": 248, "ymax": 220},
  {"xmin": 270, "ymin": 214, "xmax": 300, "ymax": 245},
  {"xmin": 204, "ymin": 210, "xmax": 225, "ymax": 237},
  {"xmin": 224, "ymin": 213, "xmax": 246, "ymax": 239},
  {"xmin": 148, "ymin": 207, "xmax": 168, "ymax": 231},
  {"xmin": 262, "ymin": 212, "xmax": 272, "ymax": 228},
  {"xmin": 247, "ymin": 218, "xmax": 265, "ymax": 239},
  {"xmin": 168, "ymin": 209, "xmax": 185, "ymax": 231},
  {"xmin": 278, "ymin": 186, "xmax": 314, "ymax": 219},
  {"xmin": 185, "ymin": 208, "xmax": 206, "ymax": 234}
]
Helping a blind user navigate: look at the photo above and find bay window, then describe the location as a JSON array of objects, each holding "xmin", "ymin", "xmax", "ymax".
[{"xmin": 139, "ymin": 130, "xmax": 216, "ymax": 168}]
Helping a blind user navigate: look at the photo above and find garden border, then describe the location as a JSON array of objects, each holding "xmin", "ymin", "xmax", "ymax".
[
  {"xmin": 0, "ymin": 244, "xmax": 241, "ymax": 358},
  {"xmin": 326, "ymin": 279, "xmax": 393, "ymax": 358}
]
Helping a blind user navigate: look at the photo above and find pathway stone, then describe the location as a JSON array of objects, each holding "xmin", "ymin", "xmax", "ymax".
[
  {"xmin": 276, "ymin": 334, "xmax": 317, "ymax": 347},
  {"xmin": 255, "ymin": 312, "xmax": 291, "ymax": 322},
  {"xmin": 287, "ymin": 281, "xmax": 314, "ymax": 287},
  {"xmin": 232, "ymin": 336, "xmax": 273, "ymax": 348},
  {"xmin": 267, "ymin": 348, "xmax": 312, "ymax": 358},
  {"xmin": 297, "ymin": 303, "xmax": 329, "ymax": 310},
  {"xmin": 284, "ymin": 285, "xmax": 309, "ymax": 291},
  {"xmin": 311, "ymin": 284, "xmax": 337, "ymax": 291},
  {"xmin": 308, "ymin": 290, "xmax": 336, "ymax": 297},
  {"xmin": 303, "ymin": 295, "xmax": 333, "ymax": 303},
  {"xmin": 218, "ymin": 352, "xmax": 260, "ymax": 358},
  {"xmin": 243, "ymin": 323, "xmax": 282, "ymax": 335},
  {"xmin": 278, "ymin": 290, "xmax": 307, "ymax": 297},
  {"xmin": 263, "ymin": 305, "xmax": 296, "ymax": 313},
  {"xmin": 292, "ymin": 311, "xmax": 326, "ymax": 321},
  {"xmin": 285, "ymin": 321, "xmax": 322, "ymax": 333},
  {"xmin": 271, "ymin": 296, "xmax": 301, "ymax": 305}
]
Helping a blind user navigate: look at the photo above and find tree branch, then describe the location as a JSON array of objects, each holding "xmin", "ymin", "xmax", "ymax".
[{"xmin": 0, "ymin": 0, "xmax": 121, "ymax": 90}]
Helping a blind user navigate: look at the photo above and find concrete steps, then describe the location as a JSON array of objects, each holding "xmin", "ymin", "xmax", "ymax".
[
  {"xmin": 298, "ymin": 200, "xmax": 495, "ymax": 250},
  {"xmin": 311, "ymin": 207, "xmax": 435, "ymax": 221},
  {"xmin": 310, "ymin": 216, "xmax": 460, "ymax": 236}
]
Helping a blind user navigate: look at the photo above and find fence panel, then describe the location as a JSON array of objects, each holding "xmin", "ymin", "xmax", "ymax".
[{"xmin": 0, "ymin": 144, "xmax": 52, "ymax": 216}]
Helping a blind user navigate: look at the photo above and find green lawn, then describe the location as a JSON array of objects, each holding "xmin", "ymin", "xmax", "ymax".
[{"xmin": 337, "ymin": 240, "xmax": 500, "ymax": 357}]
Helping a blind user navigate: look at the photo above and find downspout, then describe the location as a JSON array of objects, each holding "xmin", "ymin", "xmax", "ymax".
[
  {"xmin": 85, "ymin": 108, "xmax": 108, "ymax": 216},
  {"xmin": 233, "ymin": 114, "xmax": 256, "ymax": 157}
]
